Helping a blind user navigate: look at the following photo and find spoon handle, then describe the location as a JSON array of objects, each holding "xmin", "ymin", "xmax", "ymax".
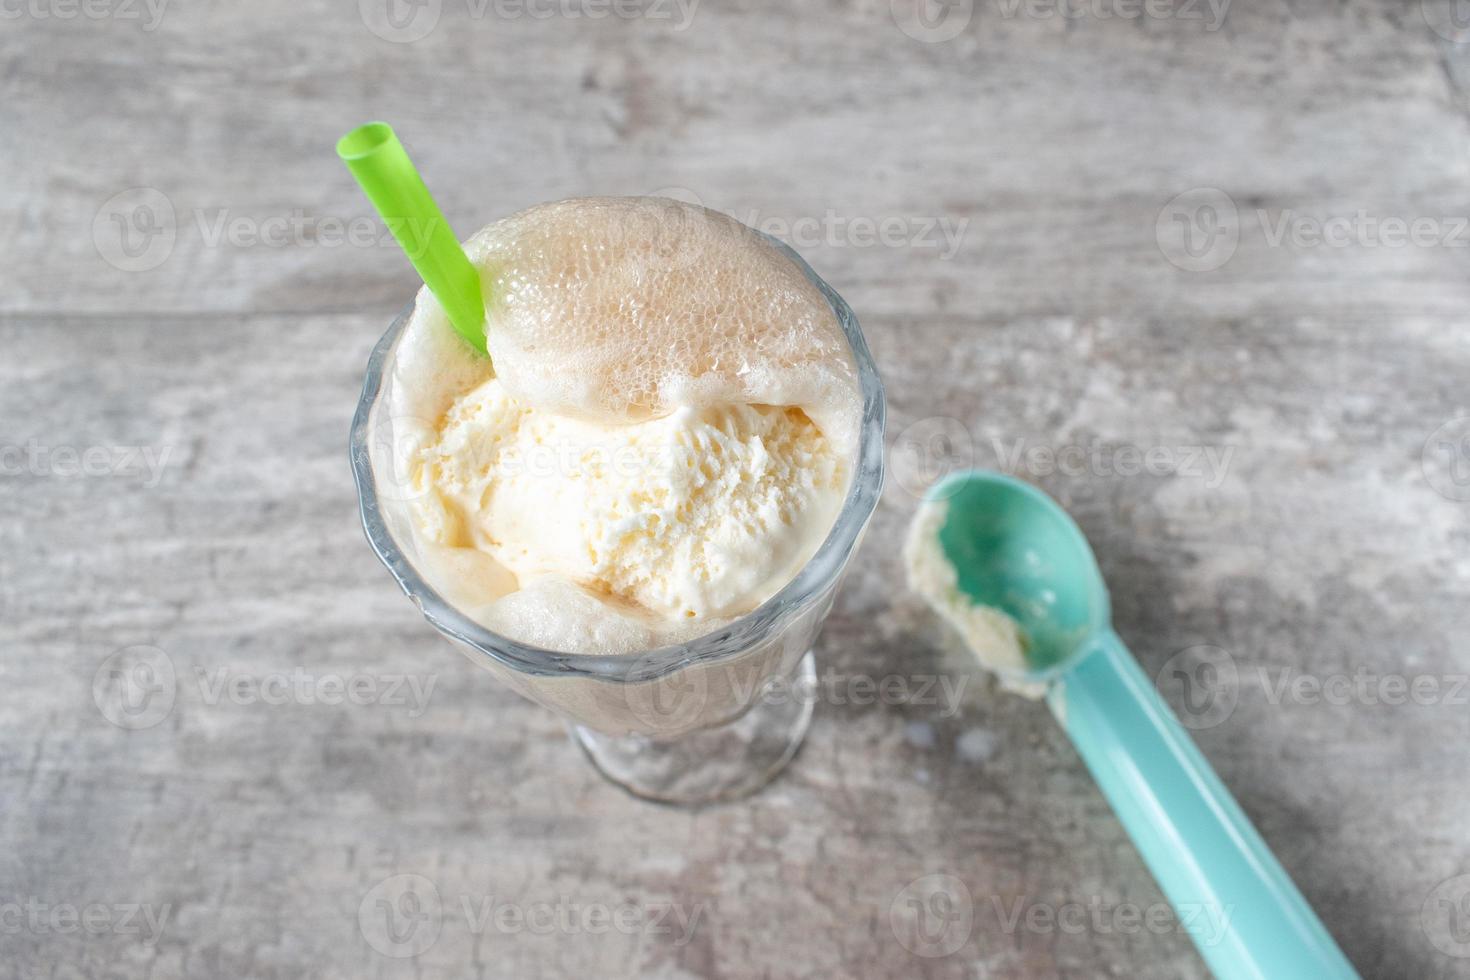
[{"xmin": 1049, "ymin": 629, "xmax": 1358, "ymax": 979}]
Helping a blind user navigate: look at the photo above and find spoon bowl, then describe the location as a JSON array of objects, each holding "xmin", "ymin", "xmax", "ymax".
[{"xmin": 932, "ymin": 471, "xmax": 1108, "ymax": 675}]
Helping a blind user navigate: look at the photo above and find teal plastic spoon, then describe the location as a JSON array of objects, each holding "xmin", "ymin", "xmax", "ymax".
[{"xmin": 927, "ymin": 470, "xmax": 1358, "ymax": 980}]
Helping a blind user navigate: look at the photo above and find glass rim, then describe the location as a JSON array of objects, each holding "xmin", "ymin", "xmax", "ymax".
[{"xmin": 349, "ymin": 236, "xmax": 886, "ymax": 684}]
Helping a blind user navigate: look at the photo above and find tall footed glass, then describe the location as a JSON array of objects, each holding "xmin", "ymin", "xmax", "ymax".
[{"xmin": 350, "ymin": 239, "xmax": 885, "ymax": 804}]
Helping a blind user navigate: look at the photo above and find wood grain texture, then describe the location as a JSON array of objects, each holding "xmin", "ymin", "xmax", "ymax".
[{"xmin": 4, "ymin": 1, "xmax": 1470, "ymax": 977}]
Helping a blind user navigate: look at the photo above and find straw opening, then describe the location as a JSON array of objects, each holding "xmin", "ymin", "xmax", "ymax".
[{"xmin": 336, "ymin": 121, "xmax": 395, "ymax": 161}]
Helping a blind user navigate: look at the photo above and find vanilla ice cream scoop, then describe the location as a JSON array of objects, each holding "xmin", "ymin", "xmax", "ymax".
[
  {"xmin": 386, "ymin": 197, "xmax": 861, "ymax": 653},
  {"xmin": 416, "ymin": 378, "xmax": 844, "ymax": 621}
]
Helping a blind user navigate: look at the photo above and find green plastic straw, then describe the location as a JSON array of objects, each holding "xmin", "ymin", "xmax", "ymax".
[{"xmin": 337, "ymin": 122, "xmax": 486, "ymax": 354}]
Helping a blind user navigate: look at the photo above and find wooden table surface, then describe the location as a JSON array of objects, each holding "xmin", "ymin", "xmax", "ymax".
[{"xmin": 5, "ymin": 1, "xmax": 1470, "ymax": 977}]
